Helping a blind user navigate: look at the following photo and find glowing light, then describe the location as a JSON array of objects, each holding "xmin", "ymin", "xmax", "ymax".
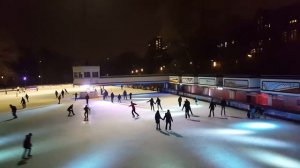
[
  {"xmin": 233, "ymin": 122, "xmax": 279, "ymax": 131},
  {"xmin": 217, "ymin": 87, "xmax": 223, "ymax": 90},
  {"xmin": 131, "ymin": 70, "xmax": 134, "ymax": 74},
  {"xmin": 141, "ymin": 68, "xmax": 143, "ymax": 72},
  {"xmin": 247, "ymin": 54, "xmax": 252, "ymax": 58},
  {"xmin": 199, "ymin": 129, "xmax": 254, "ymax": 136},
  {"xmin": 213, "ymin": 61, "xmax": 217, "ymax": 67},
  {"xmin": 23, "ymin": 76, "xmax": 27, "ymax": 81},
  {"xmin": 245, "ymin": 149, "xmax": 300, "ymax": 168},
  {"xmin": 1, "ymin": 76, "xmax": 3, "ymax": 79},
  {"xmin": 227, "ymin": 136, "xmax": 293, "ymax": 148},
  {"xmin": 135, "ymin": 69, "xmax": 139, "ymax": 73}
]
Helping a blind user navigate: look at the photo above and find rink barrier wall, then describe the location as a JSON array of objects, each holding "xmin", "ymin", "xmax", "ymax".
[{"xmin": 163, "ymin": 88, "xmax": 300, "ymax": 122}]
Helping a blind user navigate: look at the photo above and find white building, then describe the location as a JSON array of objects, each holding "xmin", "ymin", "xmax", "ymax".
[{"xmin": 73, "ymin": 66, "xmax": 100, "ymax": 85}]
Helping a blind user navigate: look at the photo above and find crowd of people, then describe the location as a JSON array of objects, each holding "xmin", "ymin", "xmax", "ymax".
[{"xmin": 4, "ymin": 85, "xmax": 267, "ymax": 161}]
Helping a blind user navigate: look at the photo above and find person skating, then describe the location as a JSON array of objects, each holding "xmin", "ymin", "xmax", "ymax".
[
  {"xmin": 9, "ymin": 104, "xmax": 17, "ymax": 119},
  {"xmin": 111, "ymin": 92, "xmax": 115, "ymax": 103},
  {"xmin": 129, "ymin": 101, "xmax": 139, "ymax": 118},
  {"xmin": 117, "ymin": 94, "xmax": 121, "ymax": 103},
  {"xmin": 195, "ymin": 96, "xmax": 199, "ymax": 105},
  {"xmin": 123, "ymin": 90, "xmax": 127, "ymax": 100},
  {"xmin": 100, "ymin": 88, "xmax": 103, "ymax": 95},
  {"xmin": 67, "ymin": 104, "xmax": 75, "ymax": 116},
  {"xmin": 208, "ymin": 99, "xmax": 216, "ymax": 117},
  {"xmin": 155, "ymin": 97, "xmax": 163, "ymax": 110},
  {"xmin": 55, "ymin": 90, "xmax": 58, "ymax": 98},
  {"xmin": 178, "ymin": 96, "xmax": 182, "ymax": 107},
  {"xmin": 61, "ymin": 90, "xmax": 65, "ymax": 98},
  {"xmin": 182, "ymin": 99, "xmax": 191, "ymax": 119},
  {"xmin": 64, "ymin": 89, "xmax": 69, "ymax": 94},
  {"xmin": 22, "ymin": 133, "xmax": 33, "ymax": 159},
  {"xmin": 85, "ymin": 94, "xmax": 89, "ymax": 105},
  {"xmin": 163, "ymin": 110, "xmax": 173, "ymax": 130},
  {"xmin": 186, "ymin": 99, "xmax": 194, "ymax": 116},
  {"xmin": 74, "ymin": 92, "xmax": 78, "ymax": 101},
  {"xmin": 25, "ymin": 94, "xmax": 29, "ymax": 102},
  {"xmin": 84, "ymin": 105, "xmax": 90, "ymax": 121},
  {"xmin": 220, "ymin": 99, "xmax": 227, "ymax": 116},
  {"xmin": 129, "ymin": 92, "xmax": 132, "ymax": 100},
  {"xmin": 21, "ymin": 97, "xmax": 26, "ymax": 109},
  {"xmin": 155, "ymin": 110, "xmax": 163, "ymax": 130},
  {"xmin": 147, "ymin": 98, "xmax": 155, "ymax": 111},
  {"xmin": 58, "ymin": 94, "xmax": 61, "ymax": 104}
]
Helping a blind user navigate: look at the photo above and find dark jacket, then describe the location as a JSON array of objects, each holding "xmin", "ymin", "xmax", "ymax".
[
  {"xmin": 23, "ymin": 135, "xmax": 32, "ymax": 149},
  {"xmin": 163, "ymin": 112, "xmax": 173, "ymax": 122}
]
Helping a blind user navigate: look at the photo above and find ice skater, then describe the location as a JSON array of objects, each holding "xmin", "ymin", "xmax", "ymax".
[
  {"xmin": 61, "ymin": 90, "xmax": 65, "ymax": 98},
  {"xmin": 129, "ymin": 101, "xmax": 139, "ymax": 118},
  {"xmin": 129, "ymin": 92, "xmax": 132, "ymax": 100},
  {"xmin": 117, "ymin": 94, "xmax": 121, "ymax": 103},
  {"xmin": 195, "ymin": 96, "xmax": 199, "ymax": 105},
  {"xmin": 55, "ymin": 90, "xmax": 58, "ymax": 98},
  {"xmin": 85, "ymin": 94, "xmax": 89, "ymax": 105},
  {"xmin": 84, "ymin": 105, "xmax": 90, "ymax": 121},
  {"xmin": 58, "ymin": 94, "xmax": 61, "ymax": 104},
  {"xmin": 22, "ymin": 133, "xmax": 32, "ymax": 159},
  {"xmin": 74, "ymin": 92, "xmax": 78, "ymax": 101},
  {"xmin": 155, "ymin": 97, "xmax": 163, "ymax": 110},
  {"xmin": 21, "ymin": 97, "xmax": 26, "ymax": 108},
  {"xmin": 67, "ymin": 104, "xmax": 75, "ymax": 116},
  {"xmin": 111, "ymin": 92, "xmax": 115, "ymax": 103},
  {"xmin": 163, "ymin": 110, "xmax": 173, "ymax": 130},
  {"xmin": 186, "ymin": 99, "xmax": 194, "ymax": 115},
  {"xmin": 178, "ymin": 96, "xmax": 182, "ymax": 107},
  {"xmin": 9, "ymin": 104, "xmax": 17, "ymax": 119},
  {"xmin": 64, "ymin": 89, "xmax": 69, "ymax": 94},
  {"xmin": 155, "ymin": 110, "xmax": 163, "ymax": 130},
  {"xmin": 123, "ymin": 90, "xmax": 127, "ymax": 100},
  {"xmin": 220, "ymin": 99, "xmax": 227, "ymax": 116},
  {"xmin": 208, "ymin": 99, "xmax": 216, "ymax": 117},
  {"xmin": 25, "ymin": 94, "xmax": 29, "ymax": 102},
  {"xmin": 147, "ymin": 98, "xmax": 155, "ymax": 111},
  {"xmin": 182, "ymin": 100, "xmax": 191, "ymax": 119}
]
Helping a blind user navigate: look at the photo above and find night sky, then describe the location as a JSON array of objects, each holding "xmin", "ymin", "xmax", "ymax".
[{"xmin": 0, "ymin": 0, "xmax": 299, "ymax": 62}]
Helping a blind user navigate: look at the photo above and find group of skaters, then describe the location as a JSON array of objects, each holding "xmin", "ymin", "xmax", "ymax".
[
  {"xmin": 147, "ymin": 97, "xmax": 163, "ymax": 111},
  {"xmin": 8, "ymin": 87, "xmax": 269, "ymax": 160},
  {"xmin": 9, "ymin": 93, "xmax": 30, "ymax": 119},
  {"xmin": 55, "ymin": 89, "xmax": 69, "ymax": 104}
]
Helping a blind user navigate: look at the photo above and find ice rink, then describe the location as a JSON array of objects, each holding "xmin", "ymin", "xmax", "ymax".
[{"xmin": 1, "ymin": 85, "xmax": 300, "ymax": 168}]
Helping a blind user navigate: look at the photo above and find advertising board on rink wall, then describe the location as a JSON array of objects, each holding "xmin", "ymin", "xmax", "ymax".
[
  {"xmin": 261, "ymin": 79, "xmax": 300, "ymax": 95},
  {"xmin": 182, "ymin": 76, "xmax": 197, "ymax": 84},
  {"xmin": 169, "ymin": 76, "xmax": 180, "ymax": 84}
]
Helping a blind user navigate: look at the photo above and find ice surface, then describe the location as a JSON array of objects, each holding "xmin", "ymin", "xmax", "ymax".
[{"xmin": 1, "ymin": 85, "xmax": 300, "ymax": 168}]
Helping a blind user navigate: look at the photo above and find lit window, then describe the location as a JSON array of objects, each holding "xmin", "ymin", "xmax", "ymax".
[
  {"xmin": 84, "ymin": 72, "xmax": 91, "ymax": 78},
  {"xmin": 73, "ymin": 72, "xmax": 79, "ymax": 78},
  {"xmin": 78, "ymin": 72, "xmax": 83, "ymax": 78},
  {"xmin": 289, "ymin": 19, "xmax": 298, "ymax": 24},
  {"xmin": 92, "ymin": 72, "xmax": 99, "ymax": 78},
  {"xmin": 225, "ymin": 42, "xmax": 228, "ymax": 48}
]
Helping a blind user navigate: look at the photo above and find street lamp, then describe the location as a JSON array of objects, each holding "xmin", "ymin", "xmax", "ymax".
[{"xmin": 247, "ymin": 54, "xmax": 252, "ymax": 58}]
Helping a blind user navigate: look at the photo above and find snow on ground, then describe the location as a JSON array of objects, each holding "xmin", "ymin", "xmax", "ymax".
[{"xmin": 0, "ymin": 85, "xmax": 300, "ymax": 168}]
